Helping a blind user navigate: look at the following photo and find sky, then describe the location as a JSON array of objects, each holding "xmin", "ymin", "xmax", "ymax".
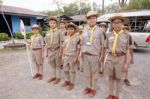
[{"xmin": 2, "ymin": 0, "xmax": 117, "ymax": 11}]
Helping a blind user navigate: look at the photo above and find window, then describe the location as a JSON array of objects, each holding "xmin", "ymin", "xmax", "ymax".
[{"xmin": 20, "ymin": 17, "xmax": 31, "ymax": 26}]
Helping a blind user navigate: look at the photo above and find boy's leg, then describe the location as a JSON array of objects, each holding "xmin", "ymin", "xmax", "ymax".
[
  {"xmin": 83, "ymin": 54, "xmax": 92, "ymax": 94},
  {"xmin": 115, "ymin": 56, "xmax": 126, "ymax": 98},
  {"xmin": 47, "ymin": 50, "xmax": 57, "ymax": 83},
  {"xmin": 105, "ymin": 56, "xmax": 115, "ymax": 99},
  {"xmin": 61, "ymin": 64, "xmax": 71, "ymax": 87},
  {"xmin": 89, "ymin": 55, "xmax": 99, "ymax": 97}
]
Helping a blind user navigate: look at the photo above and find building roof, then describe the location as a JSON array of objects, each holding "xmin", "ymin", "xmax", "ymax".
[
  {"xmin": 0, "ymin": 5, "xmax": 47, "ymax": 17},
  {"xmin": 97, "ymin": 10, "xmax": 150, "ymax": 22},
  {"xmin": 71, "ymin": 15, "xmax": 86, "ymax": 22}
]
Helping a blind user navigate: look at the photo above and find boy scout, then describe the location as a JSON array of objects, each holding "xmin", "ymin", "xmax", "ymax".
[
  {"xmin": 60, "ymin": 20, "xmax": 67, "ymax": 38},
  {"xmin": 61, "ymin": 23, "xmax": 81, "ymax": 91},
  {"xmin": 122, "ymin": 25, "xmax": 134, "ymax": 86},
  {"xmin": 28, "ymin": 24, "xmax": 44, "ymax": 80},
  {"xmin": 78, "ymin": 25, "xmax": 84, "ymax": 72},
  {"xmin": 99, "ymin": 22, "xmax": 108, "ymax": 33},
  {"xmin": 81, "ymin": 11, "xmax": 105, "ymax": 97},
  {"xmin": 105, "ymin": 15, "xmax": 133, "ymax": 99},
  {"xmin": 44, "ymin": 17, "xmax": 64, "ymax": 84}
]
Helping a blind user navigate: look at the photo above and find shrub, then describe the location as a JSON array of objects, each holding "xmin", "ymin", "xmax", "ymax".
[
  {"xmin": 26, "ymin": 32, "xmax": 33, "ymax": 39},
  {"xmin": 15, "ymin": 32, "xmax": 24, "ymax": 39},
  {"xmin": 40, "ymin": 31, "xmax": 47, "ymax": 37},
  {"xmin": 0, "ymin": 33, "xmax": 9, "ymax": 41}
]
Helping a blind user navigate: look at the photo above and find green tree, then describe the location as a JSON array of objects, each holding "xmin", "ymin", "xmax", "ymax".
[
  {"xmin": 63, "ymin": 3, "xmax": 79, "ymax": 16},
  {"xmin": 105, "ymin": 3, "xmax": 120, "ymax": 13},
  {"xmin": 0, "ymin": 0, "xmax": 3, "ymax": 5},
  {"xmin": 125, "ymin": 0, "xmax": 150, "ymax": 10}
]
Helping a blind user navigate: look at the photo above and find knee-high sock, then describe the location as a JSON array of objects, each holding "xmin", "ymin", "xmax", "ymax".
[
  {"xmin": 64, "ymin": 71, "xmax": 70, "ymax": 81},
  {"xmin": 91, "ymin": 78, "xmax": 97, "ymax": 90},
  {"xmin": 70, "ymin": 72, "xmax": 76, "ymax": 84},
  {"xmin": 39, "ymin": 64, "xmax": 43, "ymax": 74},
  {"xmin": 115, "ymin": 79, "xmax": 121, "ymax": 96},
  {"xmin": 56, "ymin": 68, "xmax": 61, "ymax": 78},
  {"xmin": 52, "ymin": 66, "xmax": 56, "ymax": 77},
  {"xmin": 108, "ymin": 77, "xmax": 115, "ymax": 96}
]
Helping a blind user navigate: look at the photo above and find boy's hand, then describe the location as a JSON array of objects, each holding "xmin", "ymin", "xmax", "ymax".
[
  {"xmin": 123, "ymin": 64, "xmax": 128, "ymax": 72},
  {"xmin": 130, "ymin": 58, "xmax": 134, "ymax": 64},
  {"xmin": 72, "ymin": 58, "xmax": 78, "ymax": 64}
]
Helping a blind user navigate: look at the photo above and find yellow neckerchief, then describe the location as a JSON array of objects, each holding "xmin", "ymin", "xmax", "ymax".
[
  {"xmin": 50, "ymin": 28, "xmax": 58, "ymax": 44},
  {"xmin": 30, "ymin": 34, "xmax": 40, "ymax": 48},
  {"xmin": 66, "ymin": 33, "xmax": 77, "ymax": 51},
  {"xmin": 112, "ymin": 30, "xmax": 123, "ymax": 54},
  {"xmin": 87, "ymin": 25, "xmax": 96, "ymax": 42}
]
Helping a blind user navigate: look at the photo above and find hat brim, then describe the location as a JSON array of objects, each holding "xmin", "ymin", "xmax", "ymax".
[
  {"xmin": 109, "ymin": 16, "xmax": 129, "ymax": 24},
  {"xmin": 86, "ymin": 14, "xmax": 99, "ymax": 19},
  {"xmin": 99, "ymin": 23, "xmax": 108, "ymax": 28},
  {"xmin": 31, "ymin": 27, "xmax": 41, "ymax": 30},
  {"xmin": 60, "ymin": 20, "xmax": 67, "ymax": 24},
  {"xmin": 48, "ymin": 17, "xmax": 59, "ymax": 24},
  {"xmin": 66, "ymin": 24, "xmax": 78, "ymax": 32}
]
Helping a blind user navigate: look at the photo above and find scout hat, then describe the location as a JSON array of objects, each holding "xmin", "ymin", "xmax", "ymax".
[
  {"xmin": 66, "ymin": 23, "xmax": 78, "ymax": 32},
  {"xmin": 60, "ymin": 20, "xmax": 67, "ymax": 24},
  {"xmin": 86, "ymin": 11, "xmax": 99, "ymax": 19},
  {"xmin": 31, "ymin": 24, "xmax": 41, "ymax": 30},
  {"xmin": 78, "ymin": 25, "xmax": 84, "ymax": 32},
  {"xmin": 99, "ymin": 22, "xmax": 108, "ymax": 28},
  {"xmin": 109, "ymin": 15, "xmax": 129, "ymax": 24},
  {"xmin": 47, "ymin": 17, "xmax": 59, "ymax": 24}
]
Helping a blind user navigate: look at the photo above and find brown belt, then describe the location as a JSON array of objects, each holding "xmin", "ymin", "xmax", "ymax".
[
  {"xmin": 32, "ymin": 48, "xmax": 42, "ymax": 51},
  {"xmin": 109, "ymin": 52, "xmax": 125, "ymax": 57},
  {"xmin": 48, "ymin": 46, "xmax": 60, "ymax": 51}
]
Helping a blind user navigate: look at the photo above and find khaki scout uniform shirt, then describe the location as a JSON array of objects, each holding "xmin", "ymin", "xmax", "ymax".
[
  {"xmin": 63, "ymin": 34, "xmax": 81, "ymax": 56},
  {"xmin": 31, "ymin": 35, "xmax": 44, "ymax": 49},
  {"xmin": 82, "ymin": 25, "xmax": 105, "ymax": 55},
  {"xmin": 105, "ymin": 32, "xmax": 134, "ymax": 53},
  {"xmin": 44, "ymin": 29, "xmax": 64, "ymax": 49}
]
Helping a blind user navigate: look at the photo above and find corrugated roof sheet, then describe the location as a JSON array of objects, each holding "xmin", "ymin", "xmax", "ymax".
[
  {"xmin": 0, "ymin": 5, "xmax": 47, "ymax": 17},
  {"xmin": 97, "ymin": 10, "xmax": 150, "ymax": 22}
]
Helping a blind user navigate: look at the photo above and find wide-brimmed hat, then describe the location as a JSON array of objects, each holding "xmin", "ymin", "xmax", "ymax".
[
  {"xmin": 31, "ymin": 24, "xmax": 41, "ymax": 30},
  {"xmin": 60, "ymin": 20, "xmax": 67, "ymax": 24},
  {"xmin": 47, "ymin": 17, "xmax": 59, "ymax": 24},
  {"xmin": 109, "ymin": 15, "xmax": 129, "ymax": 24},
  {"xmin": 86, "ymin": 11, "xmax": 99, "ymax": 19},
  {"xmin": 99, "ymin": 22, "xmax": 108, "ymax": 28},
  {"xmin": 78, "ymin": 25, "xmax": 84, "ymax": 31},
  {"xmin": 66, "ymin": 23, "xmax": 78, "ymax": 32}
]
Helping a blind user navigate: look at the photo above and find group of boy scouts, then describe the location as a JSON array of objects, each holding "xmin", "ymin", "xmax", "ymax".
[{"xmin": 27, "ymin": 10, "xmax": 134, "ymax": 99}]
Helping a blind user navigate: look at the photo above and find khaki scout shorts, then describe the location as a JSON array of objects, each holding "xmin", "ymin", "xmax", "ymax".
[
  {"xmin": 48, "ymin": 49, "xmax": 62, "ymax": 68},
  {"xmin": 63, "ymin": 54, "xmax": 79, "ymax": 72},
  {"xmin": 82, "ymin": 53, "xmax": 99, "ymax": 80},
  {"xmin": 32, "ymin": 49, "xmax": 43, "ymax": 65},
  {"xmin": 105, "ymin": 54, "xmax": 126, "ymax": 79}
]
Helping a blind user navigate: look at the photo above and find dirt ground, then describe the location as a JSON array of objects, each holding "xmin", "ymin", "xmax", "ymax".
[{"xmin": 0, "ymin": 48, "xmax": 150, "ymax": 99}]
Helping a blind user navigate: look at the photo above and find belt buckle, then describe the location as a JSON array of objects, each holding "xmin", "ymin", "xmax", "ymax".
[
  {"xmin": 51, "ymin": 49, "xmax": 54, "ymax": 51},
  {"xmin": 113, "ymin": 54, "xmax": 117, "ymax": 56}
]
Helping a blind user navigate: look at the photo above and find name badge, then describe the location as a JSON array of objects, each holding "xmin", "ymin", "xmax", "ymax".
[{"xmin": 86, "ymin": 41, "xmax": 91, "ymax": 46}]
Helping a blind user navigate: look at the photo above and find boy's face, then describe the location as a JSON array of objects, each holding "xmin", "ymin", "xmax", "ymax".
[
  {"xmin": 32, "ymin": 28, "xmax": 40, "ymax": 34},
  {"xmin": 112, "ymin": 19, "xmax": 123, "ymax": 31},
  {"xmin": 60, "ymin": 23, "xmax": 66, "ymax": 29},
  {"xmin": 87, "ymin": 16, "xmax": 97, "ymax": 27},
  {"xmin": 67, "ymin": 27, "xmax": 76, "ymax": 36},
  {"xmin": 49, "ymin": 20, "xmax": 57, "ymax": 29}
]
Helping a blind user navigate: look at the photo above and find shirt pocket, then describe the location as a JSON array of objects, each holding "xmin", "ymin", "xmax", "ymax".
[{"xmin": 119, "ymin": 37, "xmax": 128, "ymax": 51}]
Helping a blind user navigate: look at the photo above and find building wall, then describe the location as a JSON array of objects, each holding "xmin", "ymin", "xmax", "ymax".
[{"xmin": 11, "ymin": 15, "xmax": 37, "ymax": 33}]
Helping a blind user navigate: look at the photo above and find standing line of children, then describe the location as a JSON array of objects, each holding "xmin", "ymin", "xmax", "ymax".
[{"xmin": 27, "ymin": 10, "xmax": 134, "ymax": 99}]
